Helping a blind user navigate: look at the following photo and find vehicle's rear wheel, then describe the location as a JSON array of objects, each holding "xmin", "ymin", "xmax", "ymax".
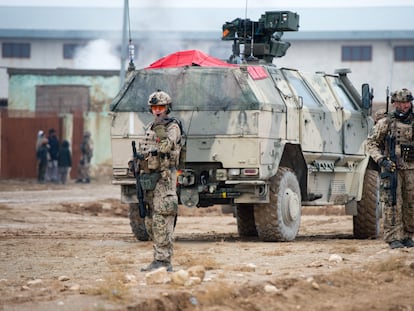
[
  {"xmin": 353, "ymin": 169, "xmax": 381, "ymax": 239},
  {"xmin": 129, "ymin": 203, "xmax": 149, "ymax": 241},
  {"xmin": 254, "ymin": 167, "xmax": 302, "ymax": 241},
  {"xmin": 235, "ymin": 204, "xmax": 258, "ymax": 237}
]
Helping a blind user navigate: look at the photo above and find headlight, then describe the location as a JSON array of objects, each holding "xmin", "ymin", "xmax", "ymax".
[
  {"xmin": 228, "ymin": 168, "xmax": 241, "ymax": 176},
  {"xmin": 215, "ymin": 169, "xmax": 227, "ymax": 180}
]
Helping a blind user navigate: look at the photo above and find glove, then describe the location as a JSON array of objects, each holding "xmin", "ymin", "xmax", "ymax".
[
  {"xmin": 153, "ymin": 124, "xmax": 168, "ymax": 139},
  {"xmin": 379, "ymin": 158, "xmax": 396, "ymax": 172}
]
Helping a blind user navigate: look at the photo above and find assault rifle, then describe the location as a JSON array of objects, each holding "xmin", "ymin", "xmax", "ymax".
[
  {"xmin": 131, "ymin": 141, "xmax": 146, "ymax": 218},
  {"xmin": 382, "ymin": 133, "xmax": 397, "ymax": 226},
  {"xmin": 382, "ymin": 87, "xmax": 397, "ymax": 225}
]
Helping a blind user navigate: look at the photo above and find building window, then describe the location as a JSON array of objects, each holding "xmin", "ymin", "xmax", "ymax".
[
  {"xmin": 2, "ymin": 42, "xmax": 30, "ymax": 58},
  {"xmin": 341, "ymin": 46, "xmax": 372, "ymax": 61},
  {"xmin": 63, "ymin": 43, "xmax": 84, "ymax": 59},
  {"xmin": 394, "ymin": 46, "xmax": 414, "ymax": 61}
]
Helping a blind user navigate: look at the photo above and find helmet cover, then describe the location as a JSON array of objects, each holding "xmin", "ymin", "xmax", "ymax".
[
  {"xmin": 391, "ymin": 88, "xmax": 413, "ymax": 103},
  {"xmin": 148, "ymin": 90, "xmax": 172, "ymax": 106}
]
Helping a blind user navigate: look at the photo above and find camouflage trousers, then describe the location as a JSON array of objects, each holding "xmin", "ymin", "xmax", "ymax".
[
  {"xmin": 380, "ymin": 169, "xmax": 414, "ymax": 242},
  {"xmin": 77, "ymin": 160, "xmax": 90, "ymax": 181},
  {"xmin": 144, "ymin": 169, "xmax": 178, "ymax": 263}
]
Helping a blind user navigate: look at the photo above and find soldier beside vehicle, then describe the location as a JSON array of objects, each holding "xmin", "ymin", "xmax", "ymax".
[
  {"xmin": 128, "ymin": 90, "xmax": 182, "ymax": 272},
  {"xmin": 366, "ymin": 88, "xmax": 414, "ymax": 249}
]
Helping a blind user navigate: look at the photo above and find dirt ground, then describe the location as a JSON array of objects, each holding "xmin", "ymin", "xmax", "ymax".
[{"xmin": 1, "ymin": 178, "xmax": 414, "ymax": 311}]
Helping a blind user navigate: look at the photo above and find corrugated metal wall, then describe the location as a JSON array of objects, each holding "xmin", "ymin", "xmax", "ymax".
[{"xmin": 0, "ymin": 110, "xmax": 83, "ymax": 179}]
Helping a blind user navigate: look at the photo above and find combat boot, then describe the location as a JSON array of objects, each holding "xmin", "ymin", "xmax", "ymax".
[
  {"xmin": 402, "ymin": 238, "xmax": 414, "ymax": 248},
  {"xmin": 141, "ymin": 260, "xmax": 173, "ymax": 272},
  {"xmin": 389, "ymin": 240, "xmax": 405, "ymax": 249}
]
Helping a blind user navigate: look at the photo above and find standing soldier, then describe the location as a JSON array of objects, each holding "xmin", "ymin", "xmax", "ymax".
[
  {"xmin": 76, "ymin": 131, "xmax": 93, "ymax": 183},
  {"xmin": 133, "ymin": 90, "xmax": 182, "ymax": 272},
  {"xmin": 366, "ymin": 88, "xmax": 414, "ymax": 249}
]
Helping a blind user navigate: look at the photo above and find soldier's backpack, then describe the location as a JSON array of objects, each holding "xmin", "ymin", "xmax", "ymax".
[{"xmin": 166, "ymin": 117, "xmax": 186, "ymax": 168}]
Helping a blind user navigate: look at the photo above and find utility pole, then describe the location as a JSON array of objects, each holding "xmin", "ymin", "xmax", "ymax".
[{"xmin": 119, "ymin": 0, "xmax": 128, "ymax": 88}]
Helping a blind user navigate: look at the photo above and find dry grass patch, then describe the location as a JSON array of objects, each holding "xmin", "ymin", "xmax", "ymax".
[
  {"xmin": 195, "ymin": 281, "xmax": 237, "ymax": 306},
  {"xmin": 174, "ymin": 248, "xmax": 220, "ymax": 269},
  {"xmin": 87, "ymin": 272, "xmax": 130, "ymax": 302},
  {"xmin": 368, "ymin": 255, "xmax": 406, "ymax": 273}
]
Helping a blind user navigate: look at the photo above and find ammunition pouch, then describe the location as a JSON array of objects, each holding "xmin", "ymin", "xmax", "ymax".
[
  {"xmin": 140, "ymin": 172, "xmax": 161, "ymax": 191},
  {"xmin": 147, "ymin": 150, "xmax": 160, "ymax": 170},
  {"xmin": 160, "ymin": 152, "xmax": 170, "ymax": 160},
  {"xmin": 160, "ymin": 152, "xmax": 173, "ymax": 170},
  {"xmin": 401, "ymin": 144, "xmax": 414, "ymax": 162}
]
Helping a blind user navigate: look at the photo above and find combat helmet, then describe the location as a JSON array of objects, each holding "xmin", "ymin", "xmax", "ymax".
[
  {"xmin": 148, "ymin": 90, "xmax": 172, "ymax": 114},
  {"xmin": 391, "ymin": 88, "xmax": 413, "ymax": 103}
]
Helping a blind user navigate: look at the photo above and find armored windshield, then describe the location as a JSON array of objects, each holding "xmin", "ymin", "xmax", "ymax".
[{"xmin": 110, "ymin": 66, "xmax": 259, "ymax": 112}]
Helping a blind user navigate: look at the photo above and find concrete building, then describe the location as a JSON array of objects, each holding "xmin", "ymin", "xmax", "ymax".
[{"xmin": 0, "ymin": 4, "xmax": 413, "ymax": 104}]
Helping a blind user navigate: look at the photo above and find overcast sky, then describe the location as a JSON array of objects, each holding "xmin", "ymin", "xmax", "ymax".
[{"xmin": 0, "ymin": 0, "xmax": 413, "ymax": 7}]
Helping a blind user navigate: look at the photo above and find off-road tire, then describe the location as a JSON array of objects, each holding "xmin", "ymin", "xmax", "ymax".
[
  {"xmin": 254, "ymin": 167, "xmax": 302, "ymax": 242},
  {"xmin": 235, "ymin": 204, "xmax": 258, "ymax": 237},
  {"xmin": 129, "ymin": 203, "xmax": 149, "ymax": 241},
  {"xmin": 353, "ymin": 169, "xmax": 380, "ymax": 239}
]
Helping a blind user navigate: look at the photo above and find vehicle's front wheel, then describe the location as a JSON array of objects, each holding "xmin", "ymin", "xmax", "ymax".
[
  {"xmin": 254, "ymin": 167, "xmax": 302, "ymax": 241},
  {"xmin": 353, "ymin": 169, "xmax": 381, "ymax": 239},
  {"xmin": 235, "ymin": 204, "xmax": 258, "ymax": 237},
  {"xmin": 129, "ymin": 203, "xmax": 149, "ymax": 241}
]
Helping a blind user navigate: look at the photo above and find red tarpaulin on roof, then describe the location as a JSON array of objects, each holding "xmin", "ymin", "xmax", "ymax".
[{"xmin": 145, "ymin": 50, "xmax": 236, "ymax": 69}]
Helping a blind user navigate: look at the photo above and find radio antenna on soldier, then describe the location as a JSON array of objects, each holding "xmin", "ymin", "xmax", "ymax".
[{"xmin": 386, "ymin": 86, "xmax": 390, "ymax": 114}]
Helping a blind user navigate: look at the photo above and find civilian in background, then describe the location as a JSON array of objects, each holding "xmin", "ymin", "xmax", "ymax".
[
  {"xmin": 57, "ymin": 140, "xmax": 72, "ymax": 184},
  {"xmin": 45, "ymin": 128, "xmax": 59, "ymax": 183},
  {"xmin": 36, "ymin": 130, "xmax": 45, "ymax": 151},
  {"xmin": 36, "ymin": 138, "xmax": 49, "ymax": 183}
]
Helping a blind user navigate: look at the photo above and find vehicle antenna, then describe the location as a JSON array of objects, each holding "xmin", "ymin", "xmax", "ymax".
[
  {"xmin": 247, "ymin": 18, "xmax": 257, "ymax": 61},
  {"xmin": 127, "ymin": 1, "xmax": 135, "ymax": 72},
  {"xmin": 242, "ymin": 0, "xmax": 248, "ymax": 61}
]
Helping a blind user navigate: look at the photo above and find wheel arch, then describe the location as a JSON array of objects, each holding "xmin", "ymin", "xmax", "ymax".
[
  {"xmin": 279, "ymin": 143, "xmax": 308, "ymax": 201},
  {"xmin": 354, "ymin": 155, "xmax": 378, "ymax": 201}
]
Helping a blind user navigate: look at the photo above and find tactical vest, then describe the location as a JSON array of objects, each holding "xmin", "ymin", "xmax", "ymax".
[
  {"xmin": 386, "ymin": 115, "xmax": 414, "ymax": 169},
  {"xmin": 139, "ymin": 118, "xmax": 182, "ymax": 173}
]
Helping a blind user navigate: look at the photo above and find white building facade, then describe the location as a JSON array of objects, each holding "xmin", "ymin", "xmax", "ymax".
[{"xmin": 0, "ymin": 4, "xmax": 413, "ymax": 106}]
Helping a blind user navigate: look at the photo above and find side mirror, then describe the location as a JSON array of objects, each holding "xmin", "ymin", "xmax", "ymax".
[{"xmin": 361, "ymin": 83, "xmax": 373, "ymax": 115}]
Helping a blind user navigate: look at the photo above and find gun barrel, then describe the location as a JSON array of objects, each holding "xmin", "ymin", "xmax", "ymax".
[{"xmin": 132, "ymin": 140, "xmax": 146, "ymax": 218}]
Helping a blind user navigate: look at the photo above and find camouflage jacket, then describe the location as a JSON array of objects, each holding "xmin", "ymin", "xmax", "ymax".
[{"xmin": 366, "ymin": 113, "xmax": 414, "ymax": 169}]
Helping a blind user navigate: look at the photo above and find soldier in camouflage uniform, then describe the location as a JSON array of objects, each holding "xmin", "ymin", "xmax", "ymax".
[
  {"xmin": 139, "ymin": 90, "xmax": 182, "ymax": 272},
  {"xmin": 366, "ymin": 88, "xmax": 414, "ymax": 249},
  {"xmin": 76, "ymin": 131, "xmax": 93, "ymax": 183}
]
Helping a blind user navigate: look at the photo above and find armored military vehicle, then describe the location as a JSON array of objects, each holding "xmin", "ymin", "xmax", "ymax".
[{"xmin": 110, "ymin": 11, "xmax": 379, "ymax": 242}]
